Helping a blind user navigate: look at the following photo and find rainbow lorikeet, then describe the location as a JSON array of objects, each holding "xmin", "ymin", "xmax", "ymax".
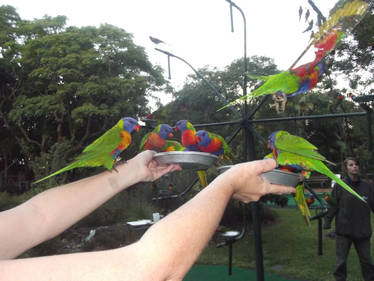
[
  {"xmin": 139, "ymin": 124, "xmax": 174, "ymax": 152},
  {"xmin": 174, "ymin": 120, "xmax": 208, "ymax": 188},
  {"xmin": 219, "ymin": 0, "xmax": 368, "ymax": 113},
  {"xmin": 324, "ymin": 192, "xmax": 338, "ymax": 208},
  {"xmin": 34, "ymin": 117, "xmax": 140, "ymax": 184},
  {"xmin": 174, "ymin": 120, "xmax": 199, "ymax": 151},
  {"xmin": 195, "ymin": 130, "xmax": 232, "ymax": 160},
  {"xmin": 266, "ymin": 130, "xmax": 365, "ymax": 203},
  {"xmin": 218, "ymin": 61, "xmax": 324, "ymax": 112}
]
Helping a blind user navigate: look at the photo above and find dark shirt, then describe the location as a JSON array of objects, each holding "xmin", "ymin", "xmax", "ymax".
[{"xmin": 324, "ymin": 176, "xmax": 374, "ymax": 239}]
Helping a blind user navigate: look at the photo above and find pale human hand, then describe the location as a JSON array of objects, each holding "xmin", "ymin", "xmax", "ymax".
[
  {"xmin": 222, "ymin": 158, "xmax": 296, "ymax": 203},
  {"xmin": 130, "ymin": 150, "xmax": 182, "ymax": 182}
]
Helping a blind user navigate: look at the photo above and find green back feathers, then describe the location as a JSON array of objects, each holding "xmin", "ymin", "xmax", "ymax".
[
  {"xmin": 83, "ymin": 119, "xmax": 124, "ymax": 154},
  {"xmin": 275, "ymin": 132, "xmax": 332, "ymax": 164}
]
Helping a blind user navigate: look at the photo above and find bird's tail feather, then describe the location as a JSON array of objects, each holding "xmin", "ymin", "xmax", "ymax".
[
  {"xmin": 197, "ymin": 170, "xmax": 208, "ymax": 188},
  {"xmin": 312, "ymin": 162, "xmax": 366, "ymax": 203},
  {"xmin": 33, "ymin": 163, "xmax": 78, "ymax": 184},
  {"xmin": 294, "ymin": 183, "xmax": 311, "ymax": 226}
]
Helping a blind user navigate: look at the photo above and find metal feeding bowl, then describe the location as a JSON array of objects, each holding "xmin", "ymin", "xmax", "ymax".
[
  {"xmin": 153, "ymin": 151, "xmax": 218, "ymax": 170},
  {"xmin": 217, "ymin": 165, "xmax": 233, "ymax": 174},
  {"xmin": 217, "ymin": 165, "xmax": 300, "ymax": 187},
  {"xmin": 261, "ymin": 169, "xmax": 300, "ymax": 187}
]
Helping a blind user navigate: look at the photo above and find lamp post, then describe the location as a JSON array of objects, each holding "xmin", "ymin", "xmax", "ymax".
[
  {"xmin": 226, "ymin": 1, "xmax": 265, "ymax": 280},
  {"xmin": 153, "ymin": 47, "xmax": 241, "ymax": 119}
]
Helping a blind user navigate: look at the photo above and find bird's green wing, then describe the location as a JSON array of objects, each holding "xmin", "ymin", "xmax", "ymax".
[
  {"xmin": 275, "ymin": 134, "xmax": 332, "ymax": 163},
  {"xmin": 162, "ymin": 140, "xmax": 185, "ymax": 151},
  {"xmin": 139, "ymin": 132, "xmax": 151, "ymax": 151},
  {"xmin": 218, "ymin": 71, "xmax": 300, "ymax": 111},
  {"xmin": 83, "ymin": 119, "xmax": 123, "ymax": 154}
]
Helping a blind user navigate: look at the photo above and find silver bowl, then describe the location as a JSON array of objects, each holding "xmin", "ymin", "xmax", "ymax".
[
  {"xmin": 217, "ymin": 165, "xmax": 233, "ymax": 174},
  {"xmin": 217, "ymin": 165, "xmax": 300, "ymax": 187},
  {"xmin": 261, "ymin": 169, "xmax": 300, "ymax": 187},
  {"xmin": 153, "ymin": 151, "xmax": 218, "ymax": 170}
]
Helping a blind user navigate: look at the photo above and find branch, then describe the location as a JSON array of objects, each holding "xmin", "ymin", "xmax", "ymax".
[{"xmin": 17, "ymin": 124, "xmax": 42, "ymax": 150}]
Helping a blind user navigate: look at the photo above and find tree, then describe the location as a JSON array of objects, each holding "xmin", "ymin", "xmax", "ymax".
[
  {"xmin": 1, "ymin": 7, "xmax": 167, "ymax": 184},
  {"xmin": 0, "ymin": 6, "xmax": 22, "ymax": 183}
]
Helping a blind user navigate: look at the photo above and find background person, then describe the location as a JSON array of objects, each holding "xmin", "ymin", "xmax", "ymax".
[{"xmin": 324, "ymin": 157, "xmax": 374, "ymax": 281}]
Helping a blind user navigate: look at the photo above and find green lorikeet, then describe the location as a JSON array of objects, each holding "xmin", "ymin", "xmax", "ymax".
[
  {"xmin": 139, "ymin": 124, "xmax": 174, "ymax": 152},
  {"xmin": 219, "ymin": 0, "xmax": 368, "ymax": 113},
  {"xmin": 174, "ymin": 120, "xmax": 208, "ymax": 188},
  {"xmin": 34, "ymin": 117, "xmax": 140, "ymax": 184},
  {"xmin": 267, "ymin": 130, "xmax": 365, "ymax": 203}
]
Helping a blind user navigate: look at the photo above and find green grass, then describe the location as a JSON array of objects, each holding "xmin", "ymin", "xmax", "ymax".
[{"xmin": 197, "ymin": 207, "xmax": 373, "ymax": 281}]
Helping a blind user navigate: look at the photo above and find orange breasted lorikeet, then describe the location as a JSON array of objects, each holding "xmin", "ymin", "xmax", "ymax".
[
  {"xmin": 139, "ymin": 124, "xmax": 174, "ymax": 152},
  {"xmin": 174, "ymin": 120, "xmax": 200, "ymax": 151},
  {"xmin": 174, "ymin": 120, "xmax": 208, "ymax": 188},
  {"xmin": 195, "ymin": 130, "xmax": 232, "ymax": 160},
  {"xmin": 34, "ymin": 117, "xmax": 140, "ymax": 184}
]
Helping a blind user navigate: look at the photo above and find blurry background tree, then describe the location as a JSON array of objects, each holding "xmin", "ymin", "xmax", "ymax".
[{"xmin": 0, "ymin": 6, "xmax": 168, "ymax": 187}]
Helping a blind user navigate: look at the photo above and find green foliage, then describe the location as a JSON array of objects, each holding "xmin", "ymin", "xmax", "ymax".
[{"xmin": 0, "ymin": 6, "xmax": 167, "ymax": 184}]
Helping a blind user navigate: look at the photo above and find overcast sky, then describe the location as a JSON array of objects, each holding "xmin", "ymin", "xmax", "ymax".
[{"xmin": 1, "ymin": 0, "xmax": 337, "ymax": 103}]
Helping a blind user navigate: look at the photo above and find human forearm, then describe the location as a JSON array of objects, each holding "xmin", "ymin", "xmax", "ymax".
[
  {"xmin": 0, "ymin": 158, "xmax": 144, "ymax": 259},
  {"xmin": 131, "ymin": 160, "xmax": 295, "ymax": 280},
  {"xmin": 136, "ymin": 175, "xmax": 233, "ymax": 280}
]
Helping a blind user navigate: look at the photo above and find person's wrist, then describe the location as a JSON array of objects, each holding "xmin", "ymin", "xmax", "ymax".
[{"xmin": 107, "ymin": 160, "xmax": 142, "ymax": 190}]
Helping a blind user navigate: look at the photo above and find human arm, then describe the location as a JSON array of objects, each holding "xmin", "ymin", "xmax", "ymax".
[
  {"xmin": 0, "ymin": 150, "xmax": 180, "ymax": 259},
  {"xmin": 0, "ymin": 158, "xmax": 294, "ymax": 281}
]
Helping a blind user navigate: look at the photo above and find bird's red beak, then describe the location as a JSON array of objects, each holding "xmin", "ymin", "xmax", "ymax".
[
  {"xmin": 266, "ymin": 141, "xmax": 271, "ymax": 149},
  {"xmin": 196, "ymin": 135, "xmax": 202, "ymax": 143},
  {"xmin": 168, "ymin": 133, "xmax": 174, "ymax": 138},
  {"xmin": 134, "ymin": 125, "xmax": 140, "ymax": 132},
  {"xmin": 174, "ymin": 127, "xmax": 179, "ymax": 132}
]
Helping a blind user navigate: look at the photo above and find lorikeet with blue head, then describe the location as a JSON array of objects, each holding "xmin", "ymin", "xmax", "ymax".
[
  {"xmin": 266, "ymin": 130, "xmax": 365, "ymax": 203},
  {"xmin": 174, "ymin": 120, "xmax": 200, "ymax": 151},
  {"xmin": 34, "ymin": 117, "xmax": 140, "ymax": 184},
  {"xmin": 139, "ymin": 124, "xmax": 174, "ymax": 152},
  {"xmin": 195, "ymin": 130, "xmax": 232, "ymax": 160},
  {"xmin": 174, "ymin": 120, "xmax": 208, "ymax": 188}
]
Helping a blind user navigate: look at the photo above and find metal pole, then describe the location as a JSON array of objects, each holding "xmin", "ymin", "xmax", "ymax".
[
  {"xmin": 318, "ymin": 218, "xmax": 323, "ymax": 256},
  {"xmin": 154, "ymin": 48, "xmax": 241, "ymax": 119},
  {"xmin": 250, "ymin": 111, "xmax": 367, "ymax": 124},
  {"xmin": 226, "ymin": 1, "xmax": 264, "ymax": 280}
]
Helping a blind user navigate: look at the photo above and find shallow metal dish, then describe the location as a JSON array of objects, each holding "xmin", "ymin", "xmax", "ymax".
[
  {"xmin": 217, "ymin": 165, "xmax": 233, "ymax": 174},
  {"xmin": 261, "ymin": 169, "xmax": 300, "ymax": 187},
  {"xmin": 153, "ymin": 151, "xmax": 218, "ymax": 170},
  {"xmin": 218, "ymin": 166, "xmax": 300, "ymax": 187}
]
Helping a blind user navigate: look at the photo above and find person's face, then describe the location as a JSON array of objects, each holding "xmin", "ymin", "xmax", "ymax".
[{"xmin": 346, "ymin": 160, "xmax": 360, "ymax": 176}]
